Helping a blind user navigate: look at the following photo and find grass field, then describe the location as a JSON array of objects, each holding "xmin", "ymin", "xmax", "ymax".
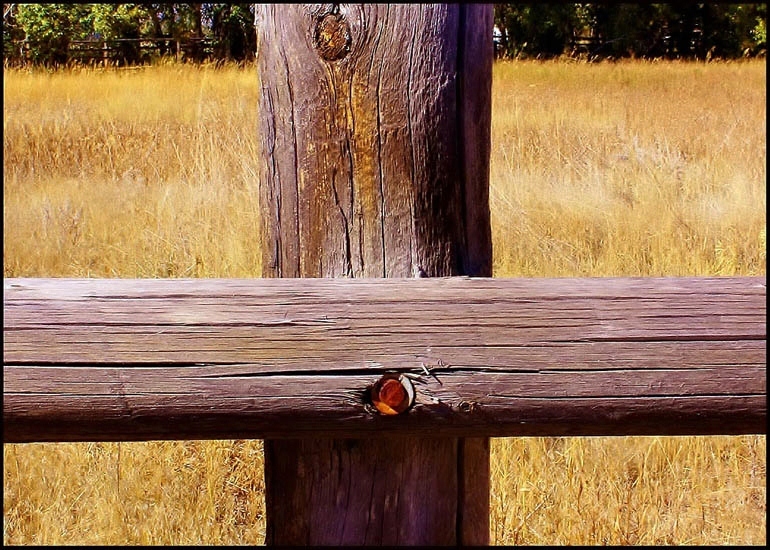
[{"xmin": 3, "ymin": 59, "xmax": 766, "ymax": 545}]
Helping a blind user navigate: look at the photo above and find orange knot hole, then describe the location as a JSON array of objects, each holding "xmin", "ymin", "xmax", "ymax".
[{"xmin": 371, "ymin": 374, "xmax": 415, "ymax": 415}]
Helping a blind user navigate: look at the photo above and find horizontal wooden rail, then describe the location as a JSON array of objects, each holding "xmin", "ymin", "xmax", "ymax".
[{"xmin": 3, "ymin": 276, "xmax": 765, "ymax": 443}]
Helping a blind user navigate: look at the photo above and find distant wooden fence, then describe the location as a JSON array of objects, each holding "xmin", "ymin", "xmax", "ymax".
[
  {"xmin": 3, "ymin": 4, "xmax": 766, "ymax": 547},
  {"xmin": 6, "ymin": 37, "xmax": 215, "ymax": 65}
]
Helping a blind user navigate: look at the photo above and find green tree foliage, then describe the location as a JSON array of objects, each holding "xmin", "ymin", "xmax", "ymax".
[
  {"xmin": 747, "ymin": 3, "xmax": 767, "ymax": 53},
  {"xmin": 7, "ymin": 3, "xmax": 241, "ymax": 66},
  {"xmin": 14, "ymin": 3, "xmax": 93, "ymax": 65},
  {"xmin": 583, "ymin": 4, "xmax": 670, "ymax": 58},
  {"xmin": 494, "ymin": 3, "xmax": 767, "ymax": 60},
  {"xmin": 3, "ymin": 4, "xmax": 26, "ymax": 60},
  {"xmin": 752, "ymin": 17, "xmax": 766, "ymax": 50},
  {"xmin": 206, "ymin": 3, "xmax": 255, "ymax": 61},
  {"xmin": 494, "ymin": 4, "xmax": 580, "ymax": 58},
  {"xmin": 146, "ymin": 3, "xmax": 205, "ymax": 58},
  {"xmin": 90, "ymin": 4, "xmax": 154, "ymax": 64},
  {"xmin": 4, "ymin": 3, "xmax": 766, "ymax": 66},
  {"xmin": 90, "ymin": 4, "xmax": 152, "ymax": 39}
]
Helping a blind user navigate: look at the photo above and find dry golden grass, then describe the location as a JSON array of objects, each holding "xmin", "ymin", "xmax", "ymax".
[
  {"xmin": 3, "ymin": 440, "xmax": 265, "ymax": 545},
  {"xmin": 3, "ymin": 59, "xmax": 766, "ymax": 545},
  {"xmin": 490, "ymin": 60, "xmax": 766, "ymax": 278},
  {"xmin": 490, "ymin": 436, "xmax": 766, "ymax": 545},
  {"xmin": 3, "ymin": 63, "xmax": 262, "ymax": 278}
]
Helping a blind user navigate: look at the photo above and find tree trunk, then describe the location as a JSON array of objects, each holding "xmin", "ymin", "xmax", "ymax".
[{"xmin": 255, "ymin": 4, "xmax": 493, "ymax": 545}]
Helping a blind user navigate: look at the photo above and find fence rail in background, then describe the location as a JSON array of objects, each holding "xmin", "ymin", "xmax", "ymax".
[
  {"xmin": 4, "ymin": 276, "xmax": 765, "ymax": 444},
  {"xmin": 5, "ymin": 37, "xmax": 217, "ymax": 65}
]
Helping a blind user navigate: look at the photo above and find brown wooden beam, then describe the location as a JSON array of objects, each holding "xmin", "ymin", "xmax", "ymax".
[{"xmin": 5, "ymin": 276, "xmax": 766, "ymax": 443}]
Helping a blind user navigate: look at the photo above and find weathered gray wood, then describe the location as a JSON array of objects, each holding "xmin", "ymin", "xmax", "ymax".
[
  {"xmin": 263, "ymin": 438, "xmax": 461, "ymax": 545},
  {"xmin": 255, "ymin": 3, "xmax": 494, "ymax": 545},
  {"xmin": 4, "ymin": 276, "xmax": 766, "ymax": 443},
  {"xmin": 256, "ymin": 4, "xmax": 492, "ymax": 279}
]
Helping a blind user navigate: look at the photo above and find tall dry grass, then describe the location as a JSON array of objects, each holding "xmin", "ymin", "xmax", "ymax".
[
  {"xmin": 3, "ymin": 59, "xmax": 766, "ymax": 545},
  {"xmin": 3, "ymin": 63, "xmax": 262, "ymax": 278},
  {"xmin": 490, "ymin": 60, "xmax": 766, "ymax": 278}
]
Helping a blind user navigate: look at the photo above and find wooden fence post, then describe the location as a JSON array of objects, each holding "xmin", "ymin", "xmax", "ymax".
[{"xmin": 255, "ymin": 4, "xmax": 493, "ymax": 545}]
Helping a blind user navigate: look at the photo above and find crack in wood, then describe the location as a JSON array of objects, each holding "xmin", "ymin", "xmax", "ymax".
[
  {"xmin": 5, "ymin": 362, "xmax": 764, "ymax": 374},
  {"xmin": 550, "ymin": 335, "xmax": 766, "ymax": 343},
  {"xmin": 5, "ymin": 319, "xmax": 340, "ymax": 328},
  {"xmin": 490, "ymin": 393, "xmax": 767, "ymax": 400}
]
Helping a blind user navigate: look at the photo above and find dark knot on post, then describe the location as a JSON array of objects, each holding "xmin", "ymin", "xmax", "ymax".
[{"xmin": 313, "ymin": 11, "xmax": 351, "ymax": 61}]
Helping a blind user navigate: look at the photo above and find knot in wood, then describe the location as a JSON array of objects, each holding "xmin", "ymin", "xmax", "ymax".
[
  {"xmin": 313, "ymin": 13, "xmax": 351, "ymax": 61},
  {"xmin": 370, "ymin": 374, "xmax": 415, "ymax": 416}
]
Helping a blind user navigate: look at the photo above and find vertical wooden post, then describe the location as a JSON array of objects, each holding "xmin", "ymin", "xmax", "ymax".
[{"xmin": 256, "ymin": 4, "xmax": 493, "ymax": 545}]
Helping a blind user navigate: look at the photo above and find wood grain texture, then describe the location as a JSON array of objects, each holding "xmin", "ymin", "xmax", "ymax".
[
  {"xmin": 256, "ymin": 4, "xmax": 492, "ymax": 279},
  {"xmin": 4, "ymin": 276, "xmax": 765, "ymax": 443},
  {"xmin": 255, "ymin": 4, "xmax": 494, "ymax": 544},
  {"xmin": 264, "ymin": 438, "xmax": 460, "ymax": 545}
]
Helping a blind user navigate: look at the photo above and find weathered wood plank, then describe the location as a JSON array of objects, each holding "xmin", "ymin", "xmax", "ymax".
[
  {"xmin": 4, "ymin": 276, "xmax": 765, "ymax": 443},
  {"xmin": 263, "ymin": 438, "xmax": 461, "ymax": 545},
  {"xmin": 256, "ymin": 5, "xmax": 492, "ymax": 280}
]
